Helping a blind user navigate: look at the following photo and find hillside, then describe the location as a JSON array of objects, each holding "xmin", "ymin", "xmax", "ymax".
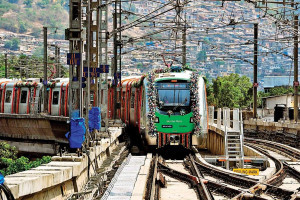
[{"xmin": 0, "ymin": 0, "xmax": 68, "ymax": 38}]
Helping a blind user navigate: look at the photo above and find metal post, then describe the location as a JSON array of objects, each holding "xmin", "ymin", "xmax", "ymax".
[
  {"xmin": 182, "ymin": 26, "xmax": 186, "ymax": 66},
  {"xmin": 99, "ymin": 0, "xmax": 109, "ymax": 131},
  {"xmin": 4, "ymin": 53, "xmax": 7, "ymax": 78},
  {"xmin": 112, "ymin": 0, "xmax": 118, "ymax": 119},
  {"xmin": 58, "ymin": 47, "xmax": 60, "ymax": 77},
  {"xmin": 55, "ymin": 45, "xmax": 59, "ymax": 78},
  {"xmin": 86, "ymin": 0, "xmax": 91, "ymax": 145},
  {"xmin": 43, "ymin": 27, "xmax": 48, "ymax": 113},
  {"xmin": 294, "ymin": 15, "xmax": 299, "ymax": 122},
  {"xmin": 253, "ymin": 23, "xmax": 258, "ymax": 118}
]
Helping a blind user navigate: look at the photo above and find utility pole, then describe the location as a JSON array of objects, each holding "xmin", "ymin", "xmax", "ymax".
[
  {"xmin": 58, "ymin": 47, "xmax": 60, "ymax": 77},
  {"xmin": 112, "ymin": 0, "xmax": 117, "ymax": 119},
  {"xmin": 294, "ymin": 15, "xmax": 298, "ymax": 122},
  {"xmin": 55, "ymin": 45, "xmax": 59, "ymax": 78},
  {"xmin": 112, "ymin": 0, "xmax": 121, "ymax": 119},
  {"xmin": 182, "ymin": 26, "xmax": 186, "ymax": 66},
  {"xmin": 43, "ymin": 27, "xmax": 48, "ymax": 113},
  {"xmin": 4, "ymin": 53, "xmax": 7, "ymax": 78},
  {"xmin": 253, "ymin": 23, "xmax": 258, "ymax": 118},
  {"xmin": 99, "ymin": 0, "xmax": 109, "ymax": 131}
]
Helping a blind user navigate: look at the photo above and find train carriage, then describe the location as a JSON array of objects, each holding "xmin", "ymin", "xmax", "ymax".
[
  {"xmin": 0, "ymin": 67, "xmax": 208, "ymax": 150},
  {"xmin": 108, "ymin": 68, "xmax": 208, "ymax": 149}
]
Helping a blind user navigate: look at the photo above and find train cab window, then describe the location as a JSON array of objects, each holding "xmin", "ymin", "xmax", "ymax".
[
  {"xmin": 52, "ymin": 91, "xmax": 59, "ymax": 105},
  {"xmin": 20, "ymin": 91, "xmax": 28, "ymax": 103},
  {"xmin": 5, "ymin": 90, "xmax": 12, "ymax": 103}
]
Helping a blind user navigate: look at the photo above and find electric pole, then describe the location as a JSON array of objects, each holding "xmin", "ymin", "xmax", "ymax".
[
  {"xmin": 4, "ymin": 53, "xmax": 7, "ymax": 78},
  {"xmin": 253, "ymin": 23, "xmax": 258, "ymax": 118},
  {"xmin": 55, "ymin": 45, "xmax": 59, "ymax": 78},
  {"xmin": 294, "ymin": 15, "xmax": 298, "ymax": 122},
  {"xmin": 182, "ymin": 26, "xmax": 186, "ymax": 66},
  {"xmin": 113, "ymin": 1, "xmax": 117, "ymax": 119},
  {"xmin": 43, "ymin": 27, "xmax": 48, "ymax": 113},
  {"xmin": 112, "ymin": 0, "xmax": 121, "ymax": 119}
]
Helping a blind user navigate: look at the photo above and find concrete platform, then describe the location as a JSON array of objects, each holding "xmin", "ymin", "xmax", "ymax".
[{"xmin": 4, "ymin": 127, "xmax": 123, "ymax": 200}]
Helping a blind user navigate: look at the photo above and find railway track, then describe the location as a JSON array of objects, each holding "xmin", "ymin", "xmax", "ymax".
[
  {"xmin": 145, "ymin": 154, "xmax": 212, "ymax": 200},
  {"xmin": 246, "ymin": 138, "xmax": 300, "ymax": 185},
  {"xmin": 192, "ymin": 148, "xmax": 298, "ymax": 200},
  {"xmin": 245, "ymin": 138, "xmax": 300, "ymax": 161},
  {"xmin": 244, "ymin": 139, "xmax": 300, "ymax": 199}
]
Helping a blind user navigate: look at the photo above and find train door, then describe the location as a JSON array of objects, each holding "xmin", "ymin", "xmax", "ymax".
[
  {"xmin": 18, "ymin": 88, "xmax": 29, "ymax": 114},
  {"xmin": 51, "ymin": 88, "xmax": 60, "ymax": 116},
  {"xmin": 3, "ymin": 88, "xmax": 13, "ymax": 113},
  {"xmin": 60, "ymin": 85, "xmax": 66, "ymax": 116}
]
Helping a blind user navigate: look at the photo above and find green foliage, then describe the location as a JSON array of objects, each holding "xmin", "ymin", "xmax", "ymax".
[
  {"xmin": 23, "ymin": 0, "xmax": 33, "ymax": 7},
  {"xmin": 207, "ymin": 73, "xmax": 252, "ymax": 108},
  {"xmin": 0, "ymin": 142, "xmax": 51, "ymax": 176},
  {"xmin": 19, "ymin": 21, "xmax": 28, "ymax": 33},
  {"xmin": 261, "ymin": 86, "xmax": 293, "ymax": 98},
  {"xmin": 4, "ymin": 38, "xmax": 20, "ymax": 50},
  {"xmin": 196, "ymin": 50, "xmax": 207, "ymax": 62},
  {"xmin": 0, "ymin": 0, "xmax": 68, "ymax": 34},
  {"xmin": 36, "ymin": 0, "xmax": 49, "ymax": 8},
  {"xmin": 0, "ymin": 53, "xmax": 51, "ymax": 78}
]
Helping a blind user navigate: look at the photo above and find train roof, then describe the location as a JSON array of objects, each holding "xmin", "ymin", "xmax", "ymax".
[{"xmin": 155, "ymin": 70, "xmax": 192, "ymax": 82}]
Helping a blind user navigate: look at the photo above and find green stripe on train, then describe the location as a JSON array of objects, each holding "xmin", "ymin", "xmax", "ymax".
[{"xmin": 154, "ymin": 112, "xmax": 194, "ymax": 133}]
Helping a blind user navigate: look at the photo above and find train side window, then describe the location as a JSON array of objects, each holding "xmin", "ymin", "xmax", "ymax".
[
  {"xmin": 130, "ymin": 92, "xmax": 135, "ymax": 108},
  {"xmin": 20, "ymin": 91, "xmax": 28, "ymax": 103},
  {"xmin": 52, "ymin": 91, "xmax": 59, "ymax": 105},
  {"xmin": 5, "ymin": 90, "xmax": 12, "ymax": 103}
]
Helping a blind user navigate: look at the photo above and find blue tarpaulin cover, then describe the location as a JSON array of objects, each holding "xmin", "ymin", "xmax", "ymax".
[
  {"xmin": 65, "ymin": 118, "xmax": 86, "ymax": 148},
  {"xmin": 0, "ymin": 173, "xmax": 4, "ymax": 185},
  {"xmin": 71, "ymin": 110, "xmax": 80, "ymax": 118},
  {"xmin": 89, "ymin": 107, "xmax": 101, "ymax": 132}
]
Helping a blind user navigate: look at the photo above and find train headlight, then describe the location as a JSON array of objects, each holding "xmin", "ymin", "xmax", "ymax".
[
  {"xmin": 154, "ymin": 117, "xmax": 159, "ymax": 123},
  {"xmin": 190, "ymin": 117, "xmax": 194, "ymax": 123}
]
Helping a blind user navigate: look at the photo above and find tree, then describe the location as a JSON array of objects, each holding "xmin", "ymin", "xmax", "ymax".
[
  {"xmin": 0, "ymin": 142, "xmax": 51, "ymax": 176},
  {"xmin": 23, "ymin": 0, "xmax": 33, "ymax": 7},
  {"xmin": 11, "ymin": 38, "xmax": 20, "ymax": 50},
  {"xmin": 196, "ymin": 50, "xmax": 207, "ymax": 62},
  {"xmin": 207, "ymin": 73, "xmax": 252, "ymax": 108},
  {"xmin": 19, "ymin": 22, "xmax": 27, "ymax": 33}
]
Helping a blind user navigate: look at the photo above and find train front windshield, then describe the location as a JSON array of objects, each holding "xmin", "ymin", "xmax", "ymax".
[{"xmin": 156, "ymin": 82, "xmax": 190, "ymax": 107}]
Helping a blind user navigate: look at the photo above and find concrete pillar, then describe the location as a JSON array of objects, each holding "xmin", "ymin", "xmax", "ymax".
[
  {"xmin": 217, "ymin": 108, "xmax": 222, "ymax": 129},
  {"xmin": 233, "ymin": 108, "xmax": 240, "ymax": 131},
  {"xmin": 208, "ymin": 106, "xmax": 214, "ymax": 125}
]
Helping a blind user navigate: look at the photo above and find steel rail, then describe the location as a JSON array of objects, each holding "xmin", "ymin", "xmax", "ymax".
[
  {"xmin": 187, "ymin": 154, "xmax": 214, "ymax": 200},
  {"xmin": 145, "ymin": 155, "xmax": 158, "ymax": 200},
  {"xmin": 194, "ymin": 159, "xmax": 258, "ymax": 188},
  {"xmin": 245, "ymin": 143, "xmax": 296, "ymax": 200},
  {"xmin": 194, "ymin": 152, "xmax": 294, "ymax": 199},
  {"xmin": 245, "ymin": 137, "xmax": 300, "ymax": 160}
]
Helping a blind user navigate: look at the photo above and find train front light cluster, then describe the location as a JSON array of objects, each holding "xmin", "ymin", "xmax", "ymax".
[
  {"xmin": 190, "ymin": 117, "xmax": 194, "ymax": 123},
  {"xmin": 154, "ymin": 117, "xmax": 159, "ymax": 123}
]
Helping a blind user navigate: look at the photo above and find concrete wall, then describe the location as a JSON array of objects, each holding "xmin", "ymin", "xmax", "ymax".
[
  {"xmin": 244, "ymin": 118, "xmax": 300, "ymax": 147},
  {"xmin": 4, "ymin": 127, "xmax": 123, "ymax": 200},
  {"xmin": 264, "ymin": 95, "xmax": 293, "ymax": 109},
  {"xmin": 207, "ymin": 125, "xmax": 224, "ymax": 155},
  {"xmin": 0, "ymin": 114, "xmax": 69, "ymax": 154}
]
